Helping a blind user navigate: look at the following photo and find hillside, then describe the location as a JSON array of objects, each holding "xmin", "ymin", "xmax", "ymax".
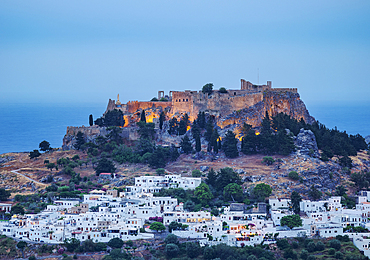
[{"xmin": 1, "ymin": 148, "xmax": 369, "ymax": 200}]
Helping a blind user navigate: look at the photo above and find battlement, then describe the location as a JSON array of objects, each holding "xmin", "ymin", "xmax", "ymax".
[{"xmin": 272, "ymin": 88, "xmax": 298, "ymax": 93}]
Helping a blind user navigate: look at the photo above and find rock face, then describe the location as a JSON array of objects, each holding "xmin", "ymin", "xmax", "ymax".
[
  {"xmin": 218, "ymin": 90, "xmax": 315, "ymax": 136},
  {"xmin": 62, "ymin": 126, "xmax": 139, "ymax": 150},
  {"xmin": 295, "ymin": 128, "xmax": 320, "ymax": 158}
]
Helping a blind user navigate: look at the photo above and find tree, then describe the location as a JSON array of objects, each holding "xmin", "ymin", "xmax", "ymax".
[
  {"xmin": 168, "ymin": 117, "xmax": 178, "ymax": 135},
  {"xmin": 194, "ymin": 183, "xmax": 213, "ymax": 206},
  {"xmin": 339, "ymin": 155, "xmax": 353, "ymax": 168},
  {"xmin": 107, "ymin": 238, "xmax": 124, "ymax": 248},
  {"xmin": 202, "ymin": 83, "xmax": 213, "ymax": 95},
  {"xmin": 223, "ymin": 183, "xmax": 243, "ymax": 202},
  {"xmin": 159, "ymin": 111, "xmax": 165, "ymax": 130},
  {"xmin": 11, "ymin": 204, "xmax": 25, "ymax": 215},
  {"xmin": 89, "ymin": 114, "xmax": 93, "ymax": 126},
  {"xmin": 335, "ymin": 185, "xmax": 348, "ymax": 196},
  {"xmin": 17, "ymin": 241, "xmax": 27, "ymax": 258},
  {"xmin": 300, "ymin": 249, "xmax": 309, "ymax": 260},
  {"xmin": 186, "ymin": 242, "xmax": 200, "ymax": 258},
  {"xmin": 106, "ymin": 126, "xmax": 123, "ymax": 144},
  {"xmin": 184, "ymin": 200, "xmax": 195, "ymax": 212},
  {"xmin": 192, "ymin": 170, "xmax": 202, "ymax": 177},
  {"xmin": 64, "ymin": 238, "xmax": 81, "ymax": 252},
  {"xmin": 178, "ymin": 114, "xmax": 189, "ymax": 135},
  {"xmin": 95, "ymin": 158, "xmax": 116, "ymax": 175},
  {"xmin": 195, "ymin": 135, "xmax": 201, "ymax": 152},
  {"xmin": 222, "ymin": 130, "xmax": 239, "ymax": 158},
  {"xmin": 74, "ymin": 131, "xmax": 86, "ymax": 150},
  {"xmin": 165, "ymin": 243, "xmax": 179, "ymax": 258},
  {"xmin": 215, "ymin": 167, "xmax": 242, "ymax": 191},
  {"xmin": 329, "ymin": 239, "xmax": 341, "ymax": 250},
  {"xmin": 168, "ymin": 222, "xmax": 182, "ymax": 233},
  {"xmin": 206, "ymin": 168, "xmax": 217, "ymax": 187},
  {"xmin": 165, "ymin": 233, "xmax": 179, "ymax": 244},
  {"xmin": 156, "ymin": 168, "xmax": 166, "ymax": 176},
  {"xmin": 137, "ymin": 121, "xmax": 156, "ymax": 140},
  {"xmin": 106, "ymin": 248, "xmax": 130, "ymax": 260},
  {"xmin": 47, "ymin": 163, "xmax": 56, "ymax": 171},
  {"xmin": 29, "ymin": 149, "xmax": 41, "ymax": 159},
  {"xmin": 180, "ymin": 135, "xmax": 192, "ymax": 154},
  {"xmin": 309, "ymin": 185, "xmax": 322, "ymax": 201},
  {"xmin": 39, "ymin": 140, "xmax": 51, "ymax": 152},
  {"xmin": 288, "ymin": 171, "xmax": 299, "ymax": 180},
  {"xmin": 219, "ymin": 87, "xmax": 227, "ymax": 93},
  {"xmin": 0, "ymin": 188, "xmax": 11, "ymax": 201},
  {"xmin": 95, "ymin": 109, "xmax": 124, "ymax": 127},
  {"xmin": 262, "ymin": 156, "xmax": 275, "ymax": 166},
  {"xmin": 140, "ymin": 110, "xmax": 146, "ymax": 123},
  {"xmin": 252, "ymin": 183, "xmax": 272, "ymax": 202},
  {"xmin": 291, "ymin": 191, "xmax": 302, "ymax": 215},
  {"xmin": 280, "ymin": 214, "xmax": 302, "ymax": 229},
  {"xmin": 149, "ymin": 221, "xmax": 166, "ymax": 232}
]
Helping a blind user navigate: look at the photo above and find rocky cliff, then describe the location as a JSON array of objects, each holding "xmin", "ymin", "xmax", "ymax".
[{"xmin": 218, "ymin": 90, "xmax": 315, "ymax": 135}]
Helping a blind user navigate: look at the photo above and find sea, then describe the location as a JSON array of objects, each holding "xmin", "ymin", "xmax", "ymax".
[{"xmin": 0, "ymin": 102, "xmax": 369, "ymax": 155}]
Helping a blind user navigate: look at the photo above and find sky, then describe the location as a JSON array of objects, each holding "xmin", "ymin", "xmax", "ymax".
[{"xmin": 1, "ymin": 1, "xmax": 370, "ymax": 109}]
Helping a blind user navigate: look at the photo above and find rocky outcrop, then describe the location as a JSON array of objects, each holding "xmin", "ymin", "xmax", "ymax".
[
  {"xmin": 295, "ymin": 128, "xmax": 320, "ymax": 158},
  {"xmin": 218, "ymin": 90, "xmax": 315, "ymax": 134},
  {"xmin": 62, "ymin": 126, "xmax": 139, "ymax": 150}
]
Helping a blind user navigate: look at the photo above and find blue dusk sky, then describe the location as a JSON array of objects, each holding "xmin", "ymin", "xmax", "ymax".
[{"xmin": 1, "ymin": 1, "xmax": 369, "ymax": 109}]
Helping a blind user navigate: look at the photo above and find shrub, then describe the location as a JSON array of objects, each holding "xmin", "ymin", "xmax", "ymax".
[
  {"xmin": 315, "ymin": 241, "xmax": 325, "ymax": 251},
  {"xmin": 334, "ymin": 251, "xmax": 343, "ymax": 259},
  {"xmin": 329, "ymin": 239, "xmax": 341, "ymax": 250},
  {"xmin": 164, "ymin": 234, "xmax": 178, "ymax": 245},
  {"xmin": 306, "ymin": 241, "xmax": 316, "ymax": 252},
  {"xmin": 165, "ymin": 243, "xmax": 179, "ymax": 258},
  {"xmin": 276, "ymin": 239, "xmax": 290, "ymax": 250},
  {"xmin": 288, "ymin": 171, "xmax": 299, "ymax": 180},
  {"xmin": 219, "ymin": 87, "xmax": 227, "ymax": 93},
  {"xmin": 328, "ymin": 248, "xmax": 335, "ymax": 255},
  {"xmin": 107, "ymin": 238, "xmax": 124, "ymax": 249},
  {"xmin": 192, "ymin": 169, "xmax": 202, "ymax": 177},
  {"xmin": 307, "ymin": 256, "xmax": 316, "ymax": 260},
  {"xmin": 262, "ymin": 156, "xmax": 275, "ymax": 165},
  {"xmin": 300, "ymin": 249, "xmax": 309, "ymax": 260}
]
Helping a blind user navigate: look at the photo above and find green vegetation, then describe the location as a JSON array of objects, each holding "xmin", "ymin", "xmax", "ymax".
[
  {"xmin": 251, "ymin": 183, "xmax": 272, "ymax": 202},
  {"xmin": 95, "ymin": 109, "xmax": 125, "ymax": 127},
  {"xmin": 280, "ymin": 214, "xmax": 302, "ymax": 229},
  {"xmin": 222, "ymin": 130, "xmax": 239, "ymax": 158},
  {"xmin": 29, "ymin": 149, "xmax": 41, "ymax": 159},
  {"xmin": 180, "ymin": 135, "xmax": 192, "ymax": 154},
  {"xmin": 39, "ymin": 140, "xmax": 51, "ymax": 152},
  {"xmin": 219, "ymin": 87, "xmax": 227, "ymax": 93},
  {"xmin": 0, "ymin": 188, "xmax": 11, "ymax": 201},
  {"xmin": 149, "ymin": 221, "xmax": 166, "ymax": 232},
  {"xmin": 288, "ymin": 171, "xmax": 300, "ymax": 180},
  {"xmin": 202, "ymin": 83, "xmax": 213, "ymax": 95},
  {"xmin": 291, "ymin": 191, "xmax": 302, "ymax": 215}
]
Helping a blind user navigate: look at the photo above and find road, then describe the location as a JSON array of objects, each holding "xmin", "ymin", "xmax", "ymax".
[{"xmin": 11, "ymin": 169, "xmax": 45, "ymax": 186}]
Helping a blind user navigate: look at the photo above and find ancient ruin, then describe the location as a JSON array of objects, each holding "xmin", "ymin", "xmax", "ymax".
[{"xmin": 105, "ymin": 79, "xmax": 310, "ymax": 128}]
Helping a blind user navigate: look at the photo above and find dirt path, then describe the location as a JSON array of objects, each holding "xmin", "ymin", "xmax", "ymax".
[{"xmin": 11, "ymin": 169, "xmax": 46, "ymax": 186}]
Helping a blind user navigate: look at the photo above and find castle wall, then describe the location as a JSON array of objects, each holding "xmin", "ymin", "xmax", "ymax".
[
  {"xmin": 126, "ymin": 101, "xmax": 172, "ymax": 114},
  {"xmin": 272, "ymin": 88, "xmax": 298, "ymax": 93},
  {"xmin": 171, "ymin": 90, "xmax": 264, "ymax": 120}
]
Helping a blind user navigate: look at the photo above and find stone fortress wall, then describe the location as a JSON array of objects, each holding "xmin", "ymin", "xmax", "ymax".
[{"xmin": 106, "ymin": 79, "xmax": 299, "ymax": 123}]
